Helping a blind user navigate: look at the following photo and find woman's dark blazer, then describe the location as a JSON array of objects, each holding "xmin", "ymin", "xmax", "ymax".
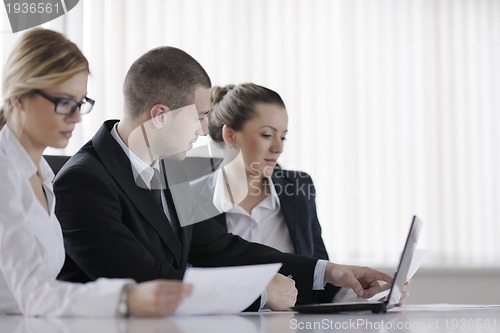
[{"xmin": 204, "ymin": 165, "xmax": 341, "ymax": 302}]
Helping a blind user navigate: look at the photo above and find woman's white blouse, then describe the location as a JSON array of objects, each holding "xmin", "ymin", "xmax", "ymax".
[
  {"xmin": 211, "ymin": 169, "xmax": 295, "ymax": 253},
  {"xmin": 0, "ymin": 126, "xmax": 132, "ymax": 317}
]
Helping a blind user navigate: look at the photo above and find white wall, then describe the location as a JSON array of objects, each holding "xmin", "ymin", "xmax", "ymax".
[
  {"xmin": 410, "ymin": 269, "xmax": 500, "ymax": 305},
  {"xmin": 1, "ymin": 0, "xmax": 499, "ymax": 272}
]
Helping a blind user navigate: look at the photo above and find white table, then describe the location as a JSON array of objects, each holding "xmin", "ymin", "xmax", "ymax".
[{"xmin": 1, "ymin": 305, "xmax": 499, "ymax": 333}]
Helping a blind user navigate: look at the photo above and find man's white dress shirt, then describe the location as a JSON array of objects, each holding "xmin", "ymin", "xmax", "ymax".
[{"xmin": 111, "ymin": 124, "xmax": 174, "ymax": 222}]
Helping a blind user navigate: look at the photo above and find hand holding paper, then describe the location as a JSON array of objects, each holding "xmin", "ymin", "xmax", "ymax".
[{"xmin": 174, "ymin": 263, "xmax": 282, "ymax": 315}]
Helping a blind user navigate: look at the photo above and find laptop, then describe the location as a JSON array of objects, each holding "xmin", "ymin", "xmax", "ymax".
[{"xmin": 292, "ymin": 215, "xmax": 423, "ymax": 314}]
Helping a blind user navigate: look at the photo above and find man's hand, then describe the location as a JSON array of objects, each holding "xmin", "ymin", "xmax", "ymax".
[
  {"xmin": 396, "ymin": 281, "xmax": 411, "ymax": 306},
  {"xmin": 265, "ymin": 273, "xmax": 297, "ymax": 310},
  {"xmin": 324, "ymin": 263, "xmax": 393, "ymax": 298}
]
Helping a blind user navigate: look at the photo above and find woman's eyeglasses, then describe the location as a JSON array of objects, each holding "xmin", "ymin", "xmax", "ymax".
[{"xmin": 34, "ymin": 89, "xmax": 95, "ymax": 115}]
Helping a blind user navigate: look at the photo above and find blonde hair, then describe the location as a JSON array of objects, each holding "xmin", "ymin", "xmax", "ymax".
[{"xmin": 0, "ymin": 28, "xmax": 89, "ymax": 128}]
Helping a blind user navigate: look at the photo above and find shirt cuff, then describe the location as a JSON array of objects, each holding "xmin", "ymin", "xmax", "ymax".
[
  {"xmin": 259, "ymin": 291, "xmax": 267, "ymax": 309},
  {"xmin": 313, "ymin": 259, "xmax": 328, "ymax": 290}
]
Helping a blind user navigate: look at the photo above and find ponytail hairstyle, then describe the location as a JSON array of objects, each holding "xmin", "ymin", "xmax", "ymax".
[
  {"xmin": 209, "ymin": 83, "xmax": 286, "ymax": 142},
  {"xmin": 1, "ymin": 28, "xmax": 89, "ymax": 129}
]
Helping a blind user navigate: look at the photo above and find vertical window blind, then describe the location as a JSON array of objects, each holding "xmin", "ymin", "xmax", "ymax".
[{"xmin": 1, "ymin": 0, "xmax": 498, "ymax": 268}]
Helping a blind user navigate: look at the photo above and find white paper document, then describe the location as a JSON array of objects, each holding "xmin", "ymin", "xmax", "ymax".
[
  {"xmin": 367, "ymin": 248, "xmax": 429, "ymax": 301},
  {"xmin": 174, "ymin": 263, "xmax": 282, "ymax": 315}
]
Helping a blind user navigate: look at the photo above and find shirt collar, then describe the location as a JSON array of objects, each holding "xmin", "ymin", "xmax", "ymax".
[
  {"xmin": 213, "ymin": 169, "xmax": 280, "ymax": 213},
  {"xmin": 0, "ymin": 125, "xmax": 54, "ymax": 184},
  {"xmin": 264, "ymin": 176, "xmax": 281, "ymax": 209},
  {"xmin": 110, "ymin": 123, "xmax": 158, "ymax": 187}
]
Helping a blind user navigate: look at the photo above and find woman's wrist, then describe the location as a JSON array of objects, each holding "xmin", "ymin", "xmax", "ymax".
[{"xmin": 117, "ymin": 284, "xmax": 132, "ymax": 317}]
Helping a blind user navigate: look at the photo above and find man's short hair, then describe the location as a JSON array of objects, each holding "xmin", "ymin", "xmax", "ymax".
[{"xmin": 123, "ymin": 46, "xmax": 211, "ymax": 119}]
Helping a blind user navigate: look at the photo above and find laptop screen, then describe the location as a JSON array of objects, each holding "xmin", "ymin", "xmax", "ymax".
[{"xmin": 386, "ymin": 215, "xmax": 423, "ymax": 307}]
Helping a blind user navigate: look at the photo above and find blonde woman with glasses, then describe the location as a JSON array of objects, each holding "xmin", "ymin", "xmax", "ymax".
[{"xmin": 0, "ymin": 28, "xmax": 191, "ymax": 317}]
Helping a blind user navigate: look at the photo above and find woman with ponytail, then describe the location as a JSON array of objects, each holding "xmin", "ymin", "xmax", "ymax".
[{"xmin": 197, "ymin": 83, "xmax": 409, "ymax": 304}]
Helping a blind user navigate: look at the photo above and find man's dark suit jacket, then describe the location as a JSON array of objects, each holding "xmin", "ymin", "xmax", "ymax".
[{"xmin": 54, "ymin": 120, "xmax": 324, "ymax": 308}]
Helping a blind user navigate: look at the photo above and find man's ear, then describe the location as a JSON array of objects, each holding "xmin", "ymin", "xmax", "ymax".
[
  {"xmin": 150, "ymin": 104, "xmax": 170, "ymax": 128},
  {"xmin": 222, "ymin": 124, "xmax": 237, "ymax": 144}
]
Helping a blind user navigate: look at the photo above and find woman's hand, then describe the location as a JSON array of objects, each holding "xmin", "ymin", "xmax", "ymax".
[{"xmin": 127, "ymin": 280, "xmax": 193, "ymax": 317}]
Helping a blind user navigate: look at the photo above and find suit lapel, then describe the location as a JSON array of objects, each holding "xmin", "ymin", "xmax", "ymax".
[
  {"xmin": 272, "ymin": 169, "xmax": 300, "ymax": 253},
  {"xmin": 92, "ymin": 121, "xmax": 182, "ymax": 263}
]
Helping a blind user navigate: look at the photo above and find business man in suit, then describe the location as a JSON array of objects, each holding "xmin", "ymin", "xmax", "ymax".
[{"xmin": 54, "ymin": 46, "xmax": 392, "ymax": 312}]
